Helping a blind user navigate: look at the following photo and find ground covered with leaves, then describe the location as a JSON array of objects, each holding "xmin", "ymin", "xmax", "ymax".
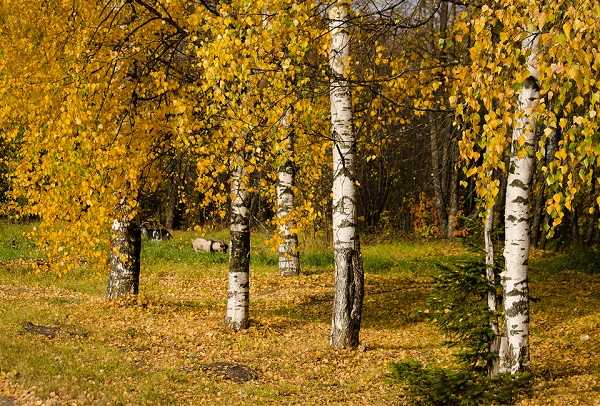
[{"xmin": 0, "ymin": 221, "xmax": 598, "ymax": 405}]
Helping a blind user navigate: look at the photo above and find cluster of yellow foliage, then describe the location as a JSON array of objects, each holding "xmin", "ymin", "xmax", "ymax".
[
  {"xmin": 0, "ymin": 1, "xmax": 332, "ymax": 269},
  {"xmin": 452, "ymin": 1, "xmax": 600, "ymax": 232},
  {"xmin": 1, "ymin": 0, "xmax": 599, "ymax": 268}
]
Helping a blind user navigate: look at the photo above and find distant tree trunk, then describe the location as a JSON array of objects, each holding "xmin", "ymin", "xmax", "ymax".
[
  {"xmin": 164, "ymin": 181, "xmax": 177, "ymax": 230},
  {"xmin": 585, "ymin": 215, "xmax": 598, "ymax": 244},
  {"xmin": 539, "ymin": 128, "xmax": 559, "ymax": 248},
  {"xmin": 277, "ymin": 111, "xmax": 300, "ymax": 276},
  {"xmin": 328, "ymin": 2, "xmax": 364, "ymax": 349},
  {"xmin": 501, "ymin": 32, "xmax": 539, "ymax": 374},
  {"xmin": 430, "ymin": 117, "xmax": 448, "ymax": 236},
  {"xmin": 107, "ymin": 212, "xmax": 141, "ymax": 299},
  {"xmin": 532, "ymin": 128, "xmax": 557, "ymax": 247},
  {"xmin": 586, "ymin": 171, "xmax": 597, "ymax": 244},
  {"xmin": 446, "ymin": 155, "xmax": 459, "ymax": 238},
  {"xmin": 531, "ymin": 184, "xmax": 545, "ymax": 247},
  {"xmin": 225, "ymin": 162, "xmax": 250, "ymax": 331},
  {"xmin": 571, "ymin": 210, "xmax": 580, "ymax": 246},
  {"xmin": 539, "ymin": 218, "xmax": 549, "ymax": 248},
  {"xmin": 494, "ymin": 163, "xmax": 508, "ymax": 230},
  {"xmin": 434, "ymin": 2, "xmax": 450, "ymax": 238}
]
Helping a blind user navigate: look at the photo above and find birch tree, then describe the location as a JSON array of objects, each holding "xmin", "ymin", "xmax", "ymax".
[
  {"xmin": 225, "ymin": 160, "xmax": 251, "ymax": 330},
  {"xmin": 277, "ymin": 110, "xmax": 301, "ymax": 276},
  {"xmin": 107, "ymin": 204, "xmax": 142, "ymax": 299},
  {"xmin": 328, "ymin": 1, "xmax": 364, "ymax": 348},
  {"xmin": 501, "ymin": 32, "xmax": 539, "ymax": 373}
]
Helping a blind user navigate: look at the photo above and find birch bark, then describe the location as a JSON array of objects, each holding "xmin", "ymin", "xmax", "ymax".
[
  {"xmin": 329, "ymin": 2, "xmax": 364, "ymax": 348},
  {"xmin": 277, "ymin": 110, "xmax": 300, "ymax": 276},
  {"xmin": 107, "ymin": 206, "xmax": 141, "ymax": 299},
  {"xmin": 225, "ymin": 160, "xmax": 251, "ymax": 330},
  {"xmin": 106, "ymin": 2, "xmax": 142, "ymax": 300},
  {"xmin": 502, "ymin": 32, "xmax": 539, "ymax": 373}
]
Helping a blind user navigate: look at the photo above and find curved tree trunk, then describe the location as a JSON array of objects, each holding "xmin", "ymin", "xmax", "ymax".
[
  {"xmin": 328, "ymin": 2, "xmax": 364, "ymax": 349},
  {"xmin": 225, "ymin": 161, "xmax": 251, "ymax": 331},
  {"xmin": 502, "ymin": 32, "xmax": 539, "ymax": 374},
  {"xmin": 277, "ymin": 111, "xmax": 300, "ymax": 276},
  {"xmin": 107, "ymin": 213, "xmax": 141, "ymax": 299}
]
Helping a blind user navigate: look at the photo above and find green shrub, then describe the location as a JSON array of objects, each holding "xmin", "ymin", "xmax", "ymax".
[
  {"xmin": 390, "ymin": 247, "xmax": 532, "ymax": 404},
  {"xmin": 390, "ymin": 360, "xmax": 531, "ymax": 406},
  {"xmin": 427, "ymin": 251, "xmax": 502, "ymax": 372}
]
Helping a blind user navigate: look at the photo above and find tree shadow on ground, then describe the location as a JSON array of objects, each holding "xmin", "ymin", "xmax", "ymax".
[{"xmin": 264, "ymin": 276, "xmax": 431, "ymax": 330}]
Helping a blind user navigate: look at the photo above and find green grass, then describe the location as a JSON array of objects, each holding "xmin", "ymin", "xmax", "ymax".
[
  {"xmin": 0, "ymin": 221, "xmax": 39, "ymax": 260},
  {"xmin": 0, "ymin": 219, "xmax": 598, "ymax": 405}
]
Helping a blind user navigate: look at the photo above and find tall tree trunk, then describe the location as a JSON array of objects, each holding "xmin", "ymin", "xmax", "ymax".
[
  {"xmin": 501, "ymin": 32, "xmax": 539, "ymax": 374},
  {"xmin": 430, "ymin": 117, "xmax": 448, "ymax": 236},
  {"xmin": 107, "ymin": 210, "xmax": 141, "ymax": 299},
  {"xmin": 328, "ymin": 2, "xmax": 364, "ymax": 349},
  {"xmin": 225, "ymin": 162, "xmax": 251, "ymax": 331},
  {"xmin": 277, "ymin": 111, "xmax": 300, "ymax": 276}
]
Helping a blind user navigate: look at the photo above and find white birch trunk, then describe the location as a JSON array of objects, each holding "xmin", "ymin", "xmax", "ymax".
[
  {"xmin": 107, "ymin": 205, "xmax": 141, "ymax": 299},
  {"xmin": 277, "ymin": 110, "xmax": 300, "ymax": 276},
  {"xmin": 502, "ymin": 32, "xmax": 539, "ymax": 373},
  {"xmin": 329, "ymin": 2, "xmax": 364, "ymax": 349},
  {"xmin": 225, "ymin": 161, "xmax": 250, "ymax": 331}
]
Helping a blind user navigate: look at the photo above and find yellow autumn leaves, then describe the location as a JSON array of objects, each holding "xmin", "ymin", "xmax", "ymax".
[
  {"xmin": 1, "ymin": 0, "xmax": 599, "ymax": 270},
  {"xmin": 455, "ymin": 0, "xmax": 600, "ymax": 232}
]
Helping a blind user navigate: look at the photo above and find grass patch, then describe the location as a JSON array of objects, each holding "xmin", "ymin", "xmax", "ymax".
[{"xmin": 0, "ymin": 220, "xmax": 598, "ymax": 404}]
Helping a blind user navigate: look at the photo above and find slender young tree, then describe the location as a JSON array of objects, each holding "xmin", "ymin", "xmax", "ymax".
[
  {"xmin": 328, "ymin": 1, "xmax": 364, "ymax": 348},
  {"xmin": 484, "ymin": 205, "xmax": 508, "ymax": 375},
  {"xmin": 277, "ymin": 109, "xmax": 301, "ymax": 276},
  {"xmin": 225, "ymin": 160, "xmax": 251, "ymax": 330},
  {"xmin": 501, "ymin": 31, "xmax": 539, "ymax": 373}
]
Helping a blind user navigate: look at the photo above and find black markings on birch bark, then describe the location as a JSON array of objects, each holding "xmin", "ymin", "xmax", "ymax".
[
  {"xmin": 107, "ymin": 213, "xmax": 141, "ymax": 299},
  {"xmin": 328, "ymin": 3, "xmax": 364, "ymax": 349},
  {"xmin": 277, "ymin": 110, "xmax": 300, "ymax": 276},
  {"xmin": 226, "ymin": 162, "xmax": 251, "ymax": 331},
  {"xmin": 501, "ymin": 31, "xmax": 539, "ymax": 373}
]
